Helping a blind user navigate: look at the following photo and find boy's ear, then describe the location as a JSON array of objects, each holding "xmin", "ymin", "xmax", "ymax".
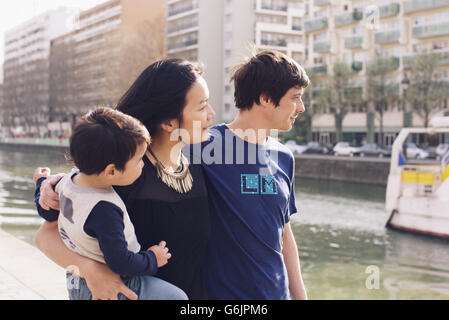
[{"xmin": 103, "ymin": 164, "xmax": 117, "ymax": 177}]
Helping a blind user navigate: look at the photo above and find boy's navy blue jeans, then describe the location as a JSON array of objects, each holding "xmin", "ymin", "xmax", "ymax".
[{"xmin": 66, "ymin": 272, "xmax": 188, "ymax": 300}]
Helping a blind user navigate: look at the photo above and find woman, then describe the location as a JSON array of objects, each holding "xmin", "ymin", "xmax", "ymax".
[{"xmin": 35, "ymin": 59, "xmax": 216, "ymax": 300}]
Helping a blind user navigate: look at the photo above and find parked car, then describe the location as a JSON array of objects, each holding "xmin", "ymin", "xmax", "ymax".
[
  {"xmin": 405, "ymin": 143, "xmax": 429, "ymax": 159},
  {"xmin": 436, "ymin": 143, "xmax": 449, "ymax": 160},
  {"xmin": 303, "ymin": 141, "xmax": 329, "ymax": 154},
  {"xmin": 333, "ymin": 142, "xmax": 359, "ymax": 157},
  {"xmin": 357, "ymin": 143, "xmax": 391, "ymax": 158},
  {"xmin": 424, "ymin": 147, "xmax": 438, "ymax": 159},
  {"xmin": 284, "ymin": 140, "xmax": 307, "ymax": 155}
]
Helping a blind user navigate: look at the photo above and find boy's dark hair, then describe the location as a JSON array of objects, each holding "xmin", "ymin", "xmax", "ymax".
[
  {"xmin": 231, "ymin": 50, "xmax": 310, "ymax": 110},
  {"xmin": 69, "ymin": 107, "xmax": 151, "ymax": 175}
]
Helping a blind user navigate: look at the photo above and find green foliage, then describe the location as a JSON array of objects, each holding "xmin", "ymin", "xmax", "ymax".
[{"xmin": 406, "ymin": 52, "xmax": 448, "ymax": 127}]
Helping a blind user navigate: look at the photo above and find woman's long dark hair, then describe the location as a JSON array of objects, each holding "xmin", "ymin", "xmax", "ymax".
[{"xmin": 116, "ymin": 59, "xmax": 203, "ymax": 136}]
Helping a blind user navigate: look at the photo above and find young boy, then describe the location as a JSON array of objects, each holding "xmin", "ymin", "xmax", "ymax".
[{"xmin": 33, "ymin": 107, "xmax": 187, "ymax": 300}]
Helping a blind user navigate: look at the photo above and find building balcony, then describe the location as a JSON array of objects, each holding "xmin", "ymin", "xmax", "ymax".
[
  {"xmin": 344, "ymin": 35, "xmax": 363, "ymax": 49},
  {"xmin": 260, "ymin": 39, "xmax": 288, "ymax": 47},
  {"xmin": 261, "ymin": 3, "xmax": 288, "ymax": 12},
  {"xmin": 334, "ymin": 10, "xmax": 363, "ymax": 27},
  {"xmin": 412, "ymin": 21, "xmax": 449, "ymax": 39},
  {"xmin": 374, "ymin": 30, "xmax": 400, "ymax": 44},
  {"xmin": 367, "ymin": 57, "xmax": 400, "ymax": 72},
  {"xmin": 167, "ymin": 38, "xmax": 198, "ymax": 51},
  {"xmin": 307, "ymin": 64, "xmax": 327, "ymax": 75},
  {"xmin": 304, "ymin": 17, "xmax": 328, "ymax": 32},
  {"xmin": 404, "ymin": 0, "xmax": 449, "ymax": 14},
  {"xmin": 292, "ymin": 25, "xmax": 302, "ymax": 31},
  {"xmin": 403, "ymin": 50, "xmax": 449, "ymax": 69},
  {"xmin": 313, "ymin": 40, "xmax": 331, "ymax": 53},
  {"xmin": 379, "ymin": 3, "xmax": 400, "ymax": 18},
  {"xmin": 168, "ymin": 3, "xmax": 199, "ymax": 17},
  {"xmin": 167, "ymin": 21, "xmax": 198, "ymax": 35},
  {"xmin": 313, "ymin": 0, "xmax": 331, "ymax": 6},
  {"xmin": 256, "ymin": 21, "xmax": 302, "ymax": 34}
]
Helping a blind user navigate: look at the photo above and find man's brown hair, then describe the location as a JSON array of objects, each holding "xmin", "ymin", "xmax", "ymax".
[{"xmin": 231, "ymin": 50, "xmax": 310, "ymax": 110}]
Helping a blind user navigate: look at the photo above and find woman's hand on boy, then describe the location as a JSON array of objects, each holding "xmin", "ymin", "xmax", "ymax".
[
  {"xmin": 38, "ymin": 172, "xmax": 65, "ymax": 211},
  {"xmin": 83, "ymin": 259, "xmax": 138, "ymax": 300},
  {"xmin": 148, "ymin": 241, "xmax": 172, "ymax": 267}
]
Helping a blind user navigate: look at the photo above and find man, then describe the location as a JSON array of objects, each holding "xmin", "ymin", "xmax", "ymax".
[{"xmin": 188, "ymin": 50, "xmax": 309, "ymax": 299}]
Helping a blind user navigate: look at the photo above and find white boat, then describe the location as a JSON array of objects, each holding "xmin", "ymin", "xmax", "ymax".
[{"xmin": 385, "ymin": 117, "xmax": 449, "ymax": 238}]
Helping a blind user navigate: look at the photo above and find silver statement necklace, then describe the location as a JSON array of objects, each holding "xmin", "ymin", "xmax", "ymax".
[{"xmin": 147, "ymin": 146, "xmax": 193, "ymax": 194}]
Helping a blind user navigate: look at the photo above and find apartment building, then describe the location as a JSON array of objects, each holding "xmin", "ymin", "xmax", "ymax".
[
  {"xmin": 167, "ymin": 0, "xmax": 307, "ymax": 123},
  {"xmin": 304, "ymin": 0, "xmax": 449, "ymax": 146},
  {"xmin": 1, "ymin": 7, "xmax": 78, "ymax": 136},
  {"xmin": 49, "ymin": 0, "xmax": 166, "ymax": 136}
]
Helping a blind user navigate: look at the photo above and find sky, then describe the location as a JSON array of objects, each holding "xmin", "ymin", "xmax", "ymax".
[{"xmin": 0, "ymin": 0, "xmax": 106, "ymax": 63}]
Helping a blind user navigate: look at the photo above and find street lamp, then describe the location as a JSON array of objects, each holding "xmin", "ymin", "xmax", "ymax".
[{"xmin": 401, "ymin": 72, "xmax": 411, "ymax": 128}]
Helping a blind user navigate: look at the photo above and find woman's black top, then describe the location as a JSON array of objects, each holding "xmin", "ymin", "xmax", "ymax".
[{"xmin": 114, "ymin": 155, "xmax": 210, "ymax": 300}]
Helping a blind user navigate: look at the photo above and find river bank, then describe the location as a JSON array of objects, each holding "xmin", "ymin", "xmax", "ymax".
[{"xmin": 1, "ymin": 140, "xmax": 390, "ymax": 185}]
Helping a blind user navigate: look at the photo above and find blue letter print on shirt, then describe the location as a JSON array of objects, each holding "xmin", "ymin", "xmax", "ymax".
[
  {"xmin": 260, "ymin": 175, "xmax": 278, "ymax": 194},
  {"xmin": 241, "ymin": 174, "xmax": 259, "ymax": 194},
  {"xmin": 241, "ymin": 174, "xmax": 278, "ymax": 195}
]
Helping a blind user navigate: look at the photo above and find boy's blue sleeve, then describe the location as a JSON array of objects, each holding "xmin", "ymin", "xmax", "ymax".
[
  {"xmin": 83, "ymin": 201, "xmax": 158, "ymax": 276},
  {"xmin": 34, "ymin": 177, "xmax": 60, "ymax": 222}
]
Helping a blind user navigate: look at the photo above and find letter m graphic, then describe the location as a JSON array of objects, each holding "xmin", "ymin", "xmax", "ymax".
[{"xmin": 260, "ymin": 175, "xmax": 277, "ymax": 194}]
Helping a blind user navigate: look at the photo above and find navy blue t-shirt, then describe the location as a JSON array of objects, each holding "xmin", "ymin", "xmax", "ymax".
[{"xmin": 185, "ymin": 124, "xmax": 297, "ymax": 299}]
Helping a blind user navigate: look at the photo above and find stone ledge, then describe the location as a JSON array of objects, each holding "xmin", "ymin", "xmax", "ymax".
[{"xmin": 0, "ymin": 229, "xmax": 67, "ymax": 300}]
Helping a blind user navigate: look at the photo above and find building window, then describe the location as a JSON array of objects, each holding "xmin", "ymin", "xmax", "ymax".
[
  {"xmin": 413, "ymin": 43, "xmax": 428, "ymax": 53},
  {"xmin": 313, "ymin": 56, "xmax": 326, "ymax": 64},
  {"xmin": 414, "ymin": 15, "xmax": 428, "ymax": 26},
  {"xmin": 433, "ymin": 40, "xmax": 448, "ymax": 51}
]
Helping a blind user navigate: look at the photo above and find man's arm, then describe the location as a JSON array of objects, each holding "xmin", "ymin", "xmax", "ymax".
[
  {"xmin": 35, "ymin": 221, "xmax": 138, "ymax": 300},
  {"xmin": 282, "ymin": 222, "xmax": 307, "ymax": 300}
]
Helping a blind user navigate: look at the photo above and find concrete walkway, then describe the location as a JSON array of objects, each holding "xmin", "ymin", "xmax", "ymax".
[{"xmin": 0, "ymin": 229, "xmax": 67, "ymax": 300}]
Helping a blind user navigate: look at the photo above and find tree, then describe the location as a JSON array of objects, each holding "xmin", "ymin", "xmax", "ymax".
[
  {"xmin": 406, "ymin": 52, "xmax": 448, "ymax": 128},
  {"xmin": 366, "ymin": 53, "xmax": 401, "ymax": 146},
  {"xmin": 314, "ymin": 63, "xmax": 352, "ymax": 142},
  {"xmin": 291, "ymin": 69, "xmax": 330, "ymax": 143},
  {"xmin": 119, "ymin": 18, "xmax": 167, "ymax": 94}
]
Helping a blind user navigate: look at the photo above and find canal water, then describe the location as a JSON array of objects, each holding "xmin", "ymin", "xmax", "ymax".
[{"xmin": 1, "ymin": 147, "xmax": 449, "ymax": 300}]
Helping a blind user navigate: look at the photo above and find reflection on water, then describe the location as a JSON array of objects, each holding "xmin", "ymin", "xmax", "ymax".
[
  {"xmin": 1, "ymin": 148, "xmax": 449, "ymax": 299},
  {"xmin": 293, "ymin": 177, "xmax": 449, "ymax": 299},
  {"xmin": 0, "ymin": 148, "xmax": 70, "ymax": 243}
]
